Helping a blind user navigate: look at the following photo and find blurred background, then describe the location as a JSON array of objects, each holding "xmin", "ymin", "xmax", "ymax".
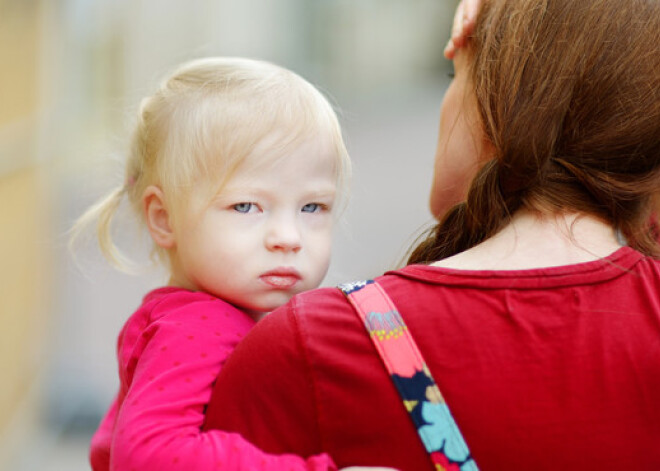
[{"xmin": 0, "ymin": 0, "xmax": 455, "ymax": 468}]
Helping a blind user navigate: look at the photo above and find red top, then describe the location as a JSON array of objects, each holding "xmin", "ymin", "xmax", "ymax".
[{"xmin": 204, "ymin": 247, "xmax": 660, "ymax": 470}]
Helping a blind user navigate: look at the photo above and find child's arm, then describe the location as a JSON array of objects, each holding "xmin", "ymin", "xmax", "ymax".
[{"xmin": 108, "ymin": 298, "xmax": 336, "ymax": 470}]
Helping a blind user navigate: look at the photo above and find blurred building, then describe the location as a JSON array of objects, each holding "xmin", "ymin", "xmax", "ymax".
[{"xmin": 0, "ymin": 0, "xmax": 455, "ymax": 468}]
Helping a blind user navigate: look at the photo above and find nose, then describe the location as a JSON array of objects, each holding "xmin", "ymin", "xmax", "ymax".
[{"xmin": 265, "ymin": 215, "xmax": 302, "ymax": 253}]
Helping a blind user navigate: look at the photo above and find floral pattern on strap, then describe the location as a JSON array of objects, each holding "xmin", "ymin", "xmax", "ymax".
[{"xmin": 339, "ymin": 280, "xmax": 478, "ymax": 471}]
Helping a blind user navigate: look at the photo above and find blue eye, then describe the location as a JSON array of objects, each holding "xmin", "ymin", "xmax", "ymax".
[
  {"xmin": 233, "ymin": 203, "xmax": 255, "ymax": 213},
  {"xmin": 302, "ymin": 203, "xmax": 322, "ymax": 213}
]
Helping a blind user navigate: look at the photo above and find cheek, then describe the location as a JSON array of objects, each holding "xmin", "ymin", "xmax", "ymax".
[
  {"xmin": 315, "ymin": 230, "xmax": 333, "ymax": 261},
  {"xmin": 305, "ymin": 215, "xmax": 334, "ymax": 244},
  {"xmin": 435, "ymin": 83, "xmax": 478, "ymax": 171},
  {"xmin": 430, "ymin": 87, "xmax": 486, "ymax": 218},
  {"xmin": 308, "ymin": 230, "xmax": 333, "ymax": 278}
]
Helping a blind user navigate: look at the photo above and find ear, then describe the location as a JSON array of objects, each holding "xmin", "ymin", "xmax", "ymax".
[{"xmin": 142, "ymin": 185, "xmax": 176, "ymax": 249}]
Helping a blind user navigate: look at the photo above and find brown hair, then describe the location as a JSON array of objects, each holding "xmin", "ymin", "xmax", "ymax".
[{"xmin": 409, "ymin": 0, "xmax": 660, "ymax": 264}]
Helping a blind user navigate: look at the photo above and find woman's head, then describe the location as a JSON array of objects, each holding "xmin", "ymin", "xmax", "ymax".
[{"xmin": 415, "ymin": 0, "xmax": 660, "ymax": 263}]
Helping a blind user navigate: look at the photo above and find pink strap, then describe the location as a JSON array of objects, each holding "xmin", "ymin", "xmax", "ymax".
[{"xmin": 339, "ymin": 280, "xmax": 478, "ymax": 471}]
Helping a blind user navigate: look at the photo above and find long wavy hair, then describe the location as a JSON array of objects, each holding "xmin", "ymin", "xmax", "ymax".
[{"xmin": 409, "ymin": 0, "xmax": 660, "ymax": 264}]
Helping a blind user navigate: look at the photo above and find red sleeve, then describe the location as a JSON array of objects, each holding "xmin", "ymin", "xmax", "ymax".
[{"xmin": 203, "ymin": 300, "xmax": 323, "ymax": 457}]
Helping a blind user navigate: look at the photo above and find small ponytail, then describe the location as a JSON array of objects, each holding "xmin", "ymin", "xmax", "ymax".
[{"xmin": 68, "ymin": 182, "xmax": 136, "ymax": 271}]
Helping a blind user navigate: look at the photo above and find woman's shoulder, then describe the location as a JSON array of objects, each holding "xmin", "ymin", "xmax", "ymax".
[
  {"xmin": 284, "ymin": 277, "xmax": 417, "ymax": 315},
  {"xmin": 268, "ymin": 275, "xmax": 422, "ymax": 329},
  {"xmin": 387, "ymin": 247, "xmax": 659, "ymax": 288},
  {"xmin": 288, "ymin": 285, "xmax": 349, "ymax": 308},
  {"xmin": 257, "ymin": 285, "xmax": 364, "ymax": 333},
  {"xmin": 266, "ymin": 286, "xmax": 353, "ymax": 329}
]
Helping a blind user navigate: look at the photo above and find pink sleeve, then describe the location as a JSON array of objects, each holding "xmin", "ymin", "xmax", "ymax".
[
  {"xmin": 109, "ymin": 301, "xmax": 336, "ymax": 471},
  {"xmin": 90, "ymin": 399, "xmax": 118, "ymax": 469}
]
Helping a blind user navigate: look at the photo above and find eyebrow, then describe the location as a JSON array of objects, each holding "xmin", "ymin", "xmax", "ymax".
[{"xmin": 214, "ymin": 186, "xmax": 337, "ymax": 200}]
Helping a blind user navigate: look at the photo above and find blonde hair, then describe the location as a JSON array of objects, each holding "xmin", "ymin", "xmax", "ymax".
[{"xmin": 71, "ymin": 57, "xmax": 350, "ymax": 270}]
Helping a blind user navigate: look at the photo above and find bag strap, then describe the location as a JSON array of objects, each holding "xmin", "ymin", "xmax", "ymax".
[{"xmin": 339, "ymin": 280, "xmax": 478, "ymax": 471}]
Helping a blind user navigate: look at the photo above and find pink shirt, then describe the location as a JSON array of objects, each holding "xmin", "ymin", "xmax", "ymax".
[{"xmin": 90, "ymin": 287, "xmax": 335, "ymax": 470}]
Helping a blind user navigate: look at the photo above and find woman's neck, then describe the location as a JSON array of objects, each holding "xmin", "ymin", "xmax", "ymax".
[{"xmin": 431, "ymin": 209, "xmax": 623, "ymax": 270}]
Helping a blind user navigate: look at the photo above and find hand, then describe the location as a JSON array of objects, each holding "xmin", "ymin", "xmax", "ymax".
[{"xmin": 444, "ymin": 0, "xmax": 484, "ymax": 59}]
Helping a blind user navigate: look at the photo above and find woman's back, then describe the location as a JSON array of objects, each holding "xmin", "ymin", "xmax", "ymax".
[
  {"xmin": 205, "ymin": 1, "xmax": 660, "ymax": 468},
  {"xmin": 205, "ymin": 247, "xmax": 660, "ymax": 470}
]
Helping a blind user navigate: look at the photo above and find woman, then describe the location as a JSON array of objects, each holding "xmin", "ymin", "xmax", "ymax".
[{"xmin": 203, "ymin": 1, "xmax": 660, "ymax": 469}]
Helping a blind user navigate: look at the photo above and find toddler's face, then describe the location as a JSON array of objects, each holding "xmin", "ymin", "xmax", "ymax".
[{"xmin": 170, "ymin": 134, "xmax": 337, "ymax": 319}]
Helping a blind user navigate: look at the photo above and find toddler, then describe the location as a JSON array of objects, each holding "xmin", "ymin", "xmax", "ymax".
[{"xmin": 74, "ymin": 57, "xmax": 351, "ymax": 470}]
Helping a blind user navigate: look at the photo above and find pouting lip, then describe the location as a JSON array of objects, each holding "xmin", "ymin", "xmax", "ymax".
[
  {"xmin": 259, "ymin": 267, "xmax": 302, "ymax": 289},
  {"xmin": 260, "ymin": 267, "xmax": 301, "ymax": 279}
]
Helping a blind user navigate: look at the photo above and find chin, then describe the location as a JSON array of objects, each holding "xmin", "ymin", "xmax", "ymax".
[{"xmin": 263, "ymin": 293, "xmax": 297, "ymax": 311}]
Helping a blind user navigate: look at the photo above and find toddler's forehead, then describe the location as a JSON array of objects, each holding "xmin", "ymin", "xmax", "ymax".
[
  {"xmin": 191, "ymin": 125, "xmax": 343, "ymax": 206},
  {"xmin": 242, "ymin": 129, "xmax": 338, "ymax": 167}
]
